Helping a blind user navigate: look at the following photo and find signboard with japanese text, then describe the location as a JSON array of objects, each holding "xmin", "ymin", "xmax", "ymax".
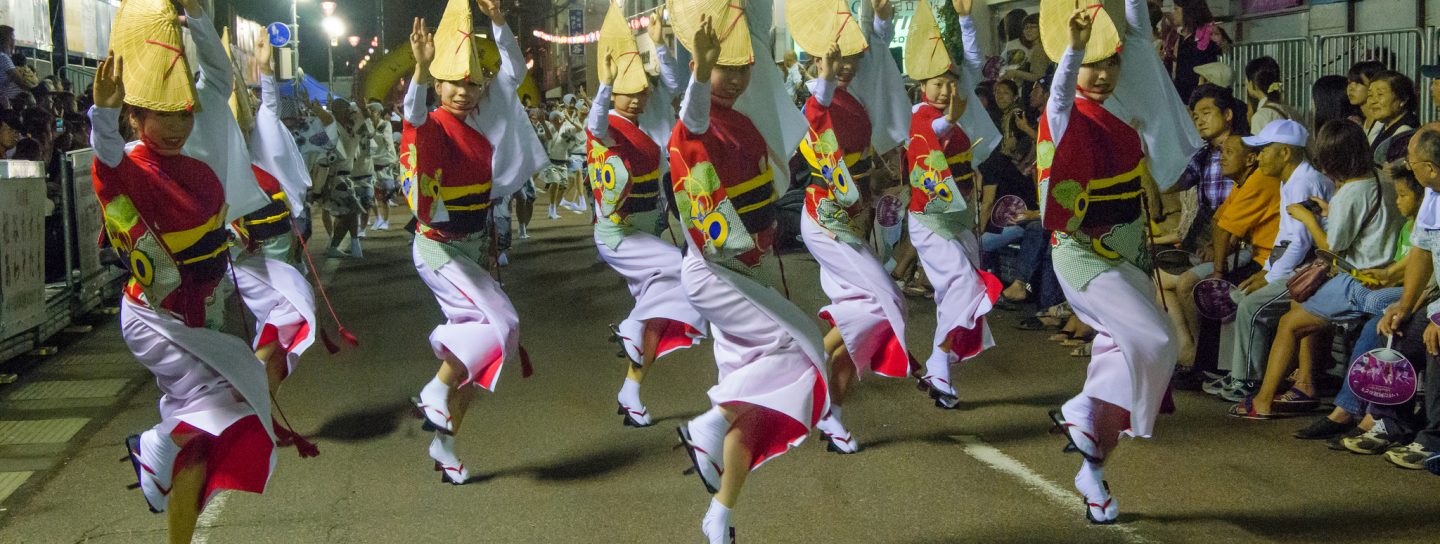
[{"xmin": 0, "ymin": 165, "xmax": 48, "ymax": 337}]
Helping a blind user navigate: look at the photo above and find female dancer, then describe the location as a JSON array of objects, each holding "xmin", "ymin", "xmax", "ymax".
[
  {"xmin": 1038, "ymin": 0, "xmax": 1188, "ymax": 523},
  {"xmin": 403, "ymin": 0, "xmax": 547, "ymax": 485},
  {"xmin": 903, "ymin": 0, "xmax": 1003, "ymax": 409},
  {"xmin": 588, "ymin": 3, "xmax": 704, "ymax": 427},
  {"xmin": 789, "ymin": 0, "xmax": 909, "ymax": 453},
  {"xmin": 669, "ymin": 6, "xmax": 828, "ymax": 542},
  {"xmin": 100, "ymin": 0, "xmax": 275, "ymax": 540}
]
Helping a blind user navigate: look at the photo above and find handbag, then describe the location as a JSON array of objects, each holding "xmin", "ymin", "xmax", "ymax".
[{"xmin": 1286, "ymin": 177, "xmax": 1384, "ymax": 302}]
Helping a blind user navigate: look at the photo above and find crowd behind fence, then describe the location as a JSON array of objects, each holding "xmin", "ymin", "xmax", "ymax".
[{"xmin": 1225, "ymin": 27, "xmax": 1438, "ymax": 126}]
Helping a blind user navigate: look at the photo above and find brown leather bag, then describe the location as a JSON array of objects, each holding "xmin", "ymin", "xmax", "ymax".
[{"xmin": 1285, "ymin": 258, "xmax": 1332, "ymax": 302}]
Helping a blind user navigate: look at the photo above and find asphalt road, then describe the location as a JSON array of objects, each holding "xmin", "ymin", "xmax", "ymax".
[{"xmin": 1, "ymin": 207, "xmax": 1437, "ymax": 543}]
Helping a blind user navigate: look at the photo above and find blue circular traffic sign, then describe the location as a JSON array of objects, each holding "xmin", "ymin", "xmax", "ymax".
[{"xmin": 268, "ymin": 23, "xmax": 292, "ymax": 48}]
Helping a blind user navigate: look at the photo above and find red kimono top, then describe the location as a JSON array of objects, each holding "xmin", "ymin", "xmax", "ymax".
[
  {"xmin": 906, "ymin": 103, "xmax": 977, "ymax": 238},
  {"xmin": 232, "ymin": 165, "xmax": 292, "ymax": 250},
  {"xmin": 587, "ymin": 112, "xmax": 662, "ymax": 222},
  {"xmin": 94, "ymin": 144, "xmax": 230, "ymax": 328},
  {"xmin": 800, "ymin": 87, "xmax": 872, "ymax": 240},
  {"xmin": 400, "ymin": 107, "xmax": 496, "ymax": 242},
  {"xmin": 1036, "ymin": 97, "xmax": 1145, "ymax": 239},
  {"xmin": 670, "ymin": 103, "xmax": 778, "ymax": 268}
]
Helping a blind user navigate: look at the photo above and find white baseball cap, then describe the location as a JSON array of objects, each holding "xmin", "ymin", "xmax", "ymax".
[{"xmin": 1242, "ymin": 119, "xmax": 1309, "ymax": 147}]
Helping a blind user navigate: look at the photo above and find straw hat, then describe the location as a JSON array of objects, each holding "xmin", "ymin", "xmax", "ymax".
[
  {"xmin": 598, "ymin": 1, "xmax": 648, "ymax": 95},
  {"xmin": 787, "ymin": 0, "xmax": 868, "ymax": 58},
  {"xmin": 903, "ymin": 0, "xmax": 952, "ymax": 81},
  {"xmin": 1039, "ymin": 0, "xmax": 1123, "ymax": 64},
  {"xmin": 223, "ymin": 28, "xmax": 255, "ymax": 133},
  {"xmin": 110, "ymin": 0, "xmax": 197, "ymax": 111},
  {"xmin": 669, "ymin": 0, "xmax": 753, "ymax": 67},
  {"xmin": 430, "ymin": 0, "xmax": 501, "ymax": 84}
]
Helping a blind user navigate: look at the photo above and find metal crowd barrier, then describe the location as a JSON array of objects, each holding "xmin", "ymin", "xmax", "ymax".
[
  {"xmin": 1225, "ymin": 37, "xmax": 1314, "ymax": 124},
  {"xmin": 62, "ymin": 65, "xmax": 97, "ymax": 95},
  {"xmin": 1226, "ymin": 27, "xmax": 1432, "ymax": 126},
  {"xmin": 0, "ymin": 150, "xmax": 122, "ymax": 365}
]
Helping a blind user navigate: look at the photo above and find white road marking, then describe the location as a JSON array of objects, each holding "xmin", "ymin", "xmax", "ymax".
[
  {"xmin": 191, "ymin": 490, "xmax": 231, "ymax": 544},
  {"xmin": 949, "ymin": 435, "xmax": 1150, "ymax": 544}
]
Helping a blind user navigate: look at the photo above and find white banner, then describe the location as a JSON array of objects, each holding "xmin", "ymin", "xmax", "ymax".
[
  {"xmin": 68, "ymin": 150, "xmax": 102, "ymax": 282},
  {"xmin": 0, "ymin": 167, "xmax": 47, "ymax": 337},
  {"xmin": 0, "ymin": 0, "xmax": 56, "ymax": 52},
  {"xmin": 64, "ymin": 0, "xmax": 121, "ymax": 60}
]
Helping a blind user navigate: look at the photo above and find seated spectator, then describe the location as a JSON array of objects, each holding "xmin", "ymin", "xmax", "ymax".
[
  {"xmin": 1208, "ymin": 120, "xmax": 1335, "ymax": 401},
  {"xmin": 1364, "ymin": 70, "xmax": 1419, "ymax": 156},
  {"xmin": 12, "ymin": 136, "xmax": 41, "ymax": 160},
  {"xmin": 1347, "ymin": 60, "xmax": 1386, "ymax": 124},
  {"xmin": 1244, "ymin": 57, "xmax": 1297, "ymax": 135},
  {"xmin": 1174, "ymin": 132, "xmax": 1280, "ymax": 380},
  {"xmin": 0, "ymin": 108, "xmax": 19, "ymax": 158},
  {"xmin": 1234, "ymin": 122, "xmax": 1406, "ymax": 419}
]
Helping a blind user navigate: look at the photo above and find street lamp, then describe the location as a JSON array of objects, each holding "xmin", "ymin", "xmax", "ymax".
[{"xmin": 322, "ymin": 14, "xmax": 345, "ymax": 100}]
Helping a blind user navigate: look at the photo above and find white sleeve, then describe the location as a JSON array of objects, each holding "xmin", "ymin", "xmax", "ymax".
[
  {"xmin": 403, "ymin": 80, "xmax": 430, "ymax": 127},
  {"xmin": 871, "ymin": 17, "xmax": 895, "ymax": 44},
  {"xmin": 183, "ymin": 14, "xmax": 232, "ymax": 101},
  {"xmin": 957, "ymin": 16, "xmax": 983, "ymax": 85},
  {"xmin": 806, "ymin": 78, "xmax": 836, "ymax": 107},
  {"xmin": 679, "ymin": 78, "xmax": 712, "ymax": 135},
  {"xmin": 932, "ymin": 116, "xmax": 956, "ymax": 138},
  {"xmin": 88, "ymin": 106, "xmax": 124, "ymax": 168},
  {"xmin": 656, "ymin": 45, "xmax": 681, "ymax": 94},
  {"xmin": 493, "ymin": 23, "xmax": 527, "ymax": 88},
  {"xmin": 587, "ymin": 84, "xmax": 613, "ymax": 139},
  {"xmin": 1047, "ymin": 47, "xmax": 1083, "ymax": 149},
  {"xmin": 1125, "ymin": 0, "xmax": 1151, "ymax": 37}
]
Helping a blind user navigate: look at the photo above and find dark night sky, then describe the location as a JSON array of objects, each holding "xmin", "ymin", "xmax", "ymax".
[{"xmin": 225, "ymin": 0, "xmax": 451, "ymax": 81}]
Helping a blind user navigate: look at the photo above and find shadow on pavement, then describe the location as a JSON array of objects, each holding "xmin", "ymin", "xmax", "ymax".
[{"xmin": 308, "ymin": 401, "xmax": 413, "ymax": 442}]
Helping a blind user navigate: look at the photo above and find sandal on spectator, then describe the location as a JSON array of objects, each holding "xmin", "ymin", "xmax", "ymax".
[
  {"xmin": 1294, "ymin": 417, "xmax": 1356, "ymax": 440},
  {"xmin": 1271, "ymin": 387, "xmax": 1321, "ymax": 413},
  {"xmin": 1226, "ymin": 397, "xmax": 1281, "ymax": 420},
  {"xmin": 1069, "ymin": 343, "xmax": 1091, "ymax": 358},
  {"xmin": 1384, "ymin": 442, "xmax": 1435, "ymax": 469},
  {"xmin": 1047, "ymin": 332, "xmax": 1074, "ymax": 342},
  {"xmin": 1342, "ymin": 420, "xmax": 1400, "ymax": 455},
  {"xmin": 1061, "ymin": 336, "xmax": 1094, "ymax": 348}
]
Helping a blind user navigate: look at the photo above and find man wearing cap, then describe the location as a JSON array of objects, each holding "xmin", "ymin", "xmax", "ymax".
[{"xmin": 1214, "ymin": 119, "xmax": 1335, "ymax": 401}]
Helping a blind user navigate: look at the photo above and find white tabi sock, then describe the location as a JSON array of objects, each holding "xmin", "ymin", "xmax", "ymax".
[
  {"xmin": 420, "ymin": 377, "xmax": 450, "ymax": 410},
  {"xmin": 1060, "ymin": 395, "xmax": 1094, "ymax": 430},
  {"xmin": 1075, "ymin": 459, "xmax": 1106, "ymax": 500},
  {"xmin": 924, "ymin": 350, "xmax": 954, "ymax": 392},
  {"xmin": 429, "ymin": 433, "xmax": 460, "ymax": 466},
  {"xmin": 702, "ymin": 498, "xmax": 733, "ymax": 544},
  {"xmin": 816, "ymin": 406, "xmax": 847, "ymax": 435},
  {"xmin": 689, "ymin": 407, "xmax": 730, "ymax": 455},
  {"xmin": 618, "ymin": 378, "xmax": 643, "ymax": 408}
]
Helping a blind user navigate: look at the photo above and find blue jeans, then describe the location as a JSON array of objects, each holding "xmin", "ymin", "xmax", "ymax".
[{"xmin": 981, "ymin": 225, "xmax": 1027, "ymax": 253}]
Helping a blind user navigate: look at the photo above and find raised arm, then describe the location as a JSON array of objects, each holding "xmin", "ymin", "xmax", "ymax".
[
  {"xmin": 650, "ymin": 18, "xmax": 682, "ymax": 94},
  {"xmin": 807, "ymin": 42, "xmax": 841, "ymax": 108},
  {"xmin": 869, "ymin": 0, "xmax": 896, "ymax": 44},
  {"xmin": 952, "ymin": 0, "xmax": 983, "ymax": 87},
  {"xmin": 1046, "ymin": 8, "xmax": 1090, "ymax": 150},
  {"xmin": 1124, "ymin": 0, "xmax": 1151, "ymax": 39},
  {"xmin": 406, "ymin": 17, "xmax": 435, "ymax": 127},
  {"xmin": 588, "ymin": 82, "xmax": 614, "ymax": 140},
  {"xmin": 89, "ymin": 54, "xmax": 125, "ymax": 168},
  {"xmin": 680, "ymin": 15, "xmax": 721, "ymax": 135},
  {"xmin": 479, "ymin": 0, "xmax": 525, "ymax": 89},
  {"xmin": 181, "ymin": 0, "xmax": 231, "ymax": 101}
]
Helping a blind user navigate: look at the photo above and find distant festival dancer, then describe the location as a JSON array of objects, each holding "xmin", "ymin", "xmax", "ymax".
[
  {"xmin": 902, "ymin": 0, "xmax": 1004, "ymax": 409},
  {"xmin": 587, "ymin": 4, "xmax": 705, "ymax": 428},
  {"xmin": 98, "ymin": 0, "xmax": 277, "ymax": 541},
  {"xmin": 1037, "ymin": 0, "xmax": 1197, "ymax": 523},
  {"xmin": 228, "ymin": 39, "xmax": 320, "ymax": 456},
  {"xmin": 788, "ymin": 0, "xmax": 911, "ymax": 453},
  {"xmin": 668, "ymin": 4, "xmax": 829, "ymax": 542},
  {"xmin": 402, "ymin": 0, "xmax": 547, "ymax": 485}
]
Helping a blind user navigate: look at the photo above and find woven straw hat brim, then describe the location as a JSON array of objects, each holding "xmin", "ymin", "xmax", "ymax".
[
  {"xmin": 787, "ymin": 0, "xmax": 868, "ymax": 58},
  {"xmin": 599, "ymin": 1, "xmax": 649, "ymax": 95},
  {"xmin": 669, "ymin": 0, "xmax": 754, "ymax": 67},
  {"xmin": 1039, "ymin": 0, "xmax": 1123, "ymax": 64},
  {"xmin": 112, "ymin": 0, "xmax": 197, "ymax": 112},
  {"xmin": 431, "ymin": 0, "xmax": 501, "ymax": 84},
  {"xmin": 903, "ymin": 0, "xmax": 952, "ymax": 81}
]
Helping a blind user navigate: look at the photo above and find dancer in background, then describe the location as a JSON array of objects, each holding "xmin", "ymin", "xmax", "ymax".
[
  {"xmin": 1037, "ymin": 0, "xmax": 1197, "ymax": 523},
  {"xmin": 368, "ymin": 101, "xmax": 399, "ymax": 231},
  {"xmin": 100, "ymin": 0, "xmax": 276, "ymax": 540},
  {"xmin": 403, "ymin": 0, "xmax": 547, "ymax": 485},
  {"xmin": 668, "ymin": 4, "xmax": 828, "ymax": 542},
  {"xmin": 902, "ymin": 0, "xmax": 1003, "ymax": 409},
  {"xmin": 588, "ymin": 1, "xmax": 704, "ymax": 428},
  {"xmin": 788, "ymin": 0, "xmax": 910, "ymax": 453}
]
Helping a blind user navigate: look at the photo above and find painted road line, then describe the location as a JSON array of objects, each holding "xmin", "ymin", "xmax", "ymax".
[
  {"xmin": 949, "ymin": 435, "xmax": 1150, "ymax": 544},
  {"xmin": 0, "ymin": 419, "xmax": 91, "ymax": 445},
  {"xmin": 0, "ymin": 471, "xmax": 33, "ymax": 504},
  {"xmin": 4, "ymin": 379, "xmax": 130, "ymax": 400}
]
